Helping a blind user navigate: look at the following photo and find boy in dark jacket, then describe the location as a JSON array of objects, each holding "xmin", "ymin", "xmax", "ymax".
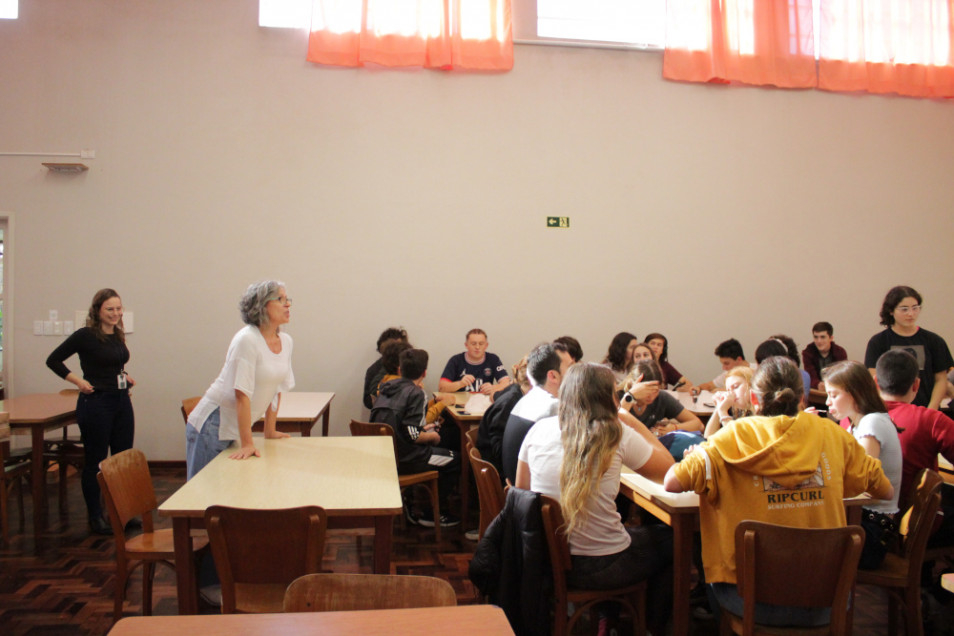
[{"xmin": 370, "ymin": 348, "xmax": 460, "ymax": 528}]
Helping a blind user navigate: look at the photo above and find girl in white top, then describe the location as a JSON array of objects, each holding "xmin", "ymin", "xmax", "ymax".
[
  {"xmin": 515, "ymin": 363, "xmax": 674, "ymax": 633},
  {"xmin": 186, "ymin": 281, "xmax": 295, "ymax": 479},
  {"xmin": 824, "ymin": 360, "xmax": 902, "ymax": 569}
]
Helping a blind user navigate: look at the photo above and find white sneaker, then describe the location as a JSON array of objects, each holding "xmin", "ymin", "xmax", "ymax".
[
  {"xmin": 199, "ymin": 584, "xmax": 222, "ymax": 607},
  {"xmin": 465, "ymin": 529, "xmax": 479, "ymax": 541}
]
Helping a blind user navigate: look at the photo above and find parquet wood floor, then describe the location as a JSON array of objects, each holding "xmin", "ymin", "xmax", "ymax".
[{"xmin": 0, "ymin": 467, "xmax": 951, "ymax": 635}]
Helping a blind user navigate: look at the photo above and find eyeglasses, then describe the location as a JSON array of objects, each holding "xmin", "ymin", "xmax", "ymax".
[
  {"xmin": 270, "ymin": 296, "xmax": 293, "ymax": 306},
  {"xmin": 896, "ymin": 304, "xmax": 921, "ymax": 314}
]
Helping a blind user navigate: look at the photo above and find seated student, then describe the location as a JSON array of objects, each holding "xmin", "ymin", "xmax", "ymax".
[
  {"xmin": 665, "ymin": 357, "xmax": 893, "ymax": 628},
  {"xmin": 370, "ymin": 348, "xmax": 460, "ymax": 528},
  {"xmin": 876, "ymin": 349, "xmax": 954, "ymax": 548},
  {"xmin": 602, "ymin": 331, "xmax": 639, "ymax": 383},
  {"xmin": 645, "ymin": 332, "xmax": 694, "ymax": 392},
  {"xmin": 622, "ymin": 360, "xmax": 704, "ymax": 435},
  {"xmin": 500, "ymin": 343, "xmax": 573, "ymax": 485},
  {"xmin": 553, "ymin": 335, "xmax": 583, "ymax": 363},
  {"xmin": 696, "ymin": 338, "xmax": 756, "ymax": 392},
  {"xmin": 756, "ymin": 336, "xmax": 810, "ymax": 402},
  {"xmin": 864, "ymin": 285, "xmax": 954, "ymax": 410},
  {"xmin": 515, "ymin": 362, "xmax": 674, "ymax": 635},
  {"xmin": 374, "ymin": 340, "xmax": 453, "ymax": 426},
  {"xmin": 823, "ymin": 360, "xmax": 902, "ymax": 570},
  {"xmin": 363, "ymin": 327, "xmax": 408, "ymax": 409},
  {"xmin": 704, "ymin": 365, "xmax": 754, "ymax": 438},
  {"xmin": 476, "ymin": 355, "xmax": 530, "ymax": 476},
  {"xmin": 439, "ymin": 328, "xmax": 510, "ymax": 396},
  {"xmin": 802, "ymin": 321, "xmax": 847, "ymax": 390}
]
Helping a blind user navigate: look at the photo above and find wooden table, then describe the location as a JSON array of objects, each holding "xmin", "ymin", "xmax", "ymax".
[
  {"xmin": 619, "ymin": 470, "xmax": 870, "ymax": 636},
  {"xmin": 158, "ymin": 436, "xmax": 403, "ymax": 614},
  {"xmin": 439, "ymin": 393, "xmax": 483, "ymax": 527},
  {"xmin": 108, "ymin": 605, "xmax": 514, "ymax": 635},
  {"xmin": 667, "ymin": 390, "xmax": 715, "ymax": 419},
  {"xmin": 251, "ymin": 391, "xmax": 334, "ymax": 437},
  {"xmin": 943, "ymin": 572, "xmax": 954, "ymax": 594},
  {"xmin": 0, "ymin": 392, "xmax": 78, "ymax": 542},
  {"xmin": 939, "ymin": 454, "xmax": 953, "ymax": 485}
]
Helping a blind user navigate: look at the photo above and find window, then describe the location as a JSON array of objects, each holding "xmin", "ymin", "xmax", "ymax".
[
  {"xmin": 260, "ymin": 0, "xmax": 312, "ymax": 28},
  {"xmin": 0, "ymin": 0, "xmax": 17, "ymax": 20}
]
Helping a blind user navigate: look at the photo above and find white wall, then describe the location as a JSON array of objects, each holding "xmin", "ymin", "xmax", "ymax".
[{"xmin": 1, "ymin": 0, "xmax": 953, "ymax": 460}]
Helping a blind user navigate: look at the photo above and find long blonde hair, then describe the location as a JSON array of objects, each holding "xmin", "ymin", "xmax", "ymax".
[{"xmin": 559, "ymin": 363, "xmax": 622, "ymax": 534}]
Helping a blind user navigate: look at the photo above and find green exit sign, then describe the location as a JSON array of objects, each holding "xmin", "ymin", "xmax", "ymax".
[{"xmin": 547, "ymin": 216, "xmax": 570, "ymax": 228}]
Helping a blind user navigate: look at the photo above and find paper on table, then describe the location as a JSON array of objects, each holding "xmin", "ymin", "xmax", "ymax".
[{"xmin": 464, "ymin": 393, "xmax": 491, "ymax": 416}]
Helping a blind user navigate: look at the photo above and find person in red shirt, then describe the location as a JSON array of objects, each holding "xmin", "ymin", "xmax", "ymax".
[{"xmin": 875, "ymin": 349, "xmax": 954, "ymax": 549}]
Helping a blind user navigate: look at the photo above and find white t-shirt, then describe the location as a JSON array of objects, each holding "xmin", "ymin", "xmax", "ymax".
[
  {"xmin": 852, "ymin": 412, "xmax": 902, "ymax": 514},
  {"xmin": 518, "ymin": 416, "xmax": 654, "ymax": 556},
  {"xmin": 188, "ymin": 325, "xmax": 295, "ymax": 441}
]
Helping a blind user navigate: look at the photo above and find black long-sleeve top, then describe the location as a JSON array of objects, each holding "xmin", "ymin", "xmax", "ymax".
[{"xmin": 46, "ymin": 327, "xmax": 130, "ymax": 392}]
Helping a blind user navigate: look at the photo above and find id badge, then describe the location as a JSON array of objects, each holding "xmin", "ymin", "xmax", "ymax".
[{"xmin": 117, "ymin": 373, "xmax": 128, "ymax": 390}]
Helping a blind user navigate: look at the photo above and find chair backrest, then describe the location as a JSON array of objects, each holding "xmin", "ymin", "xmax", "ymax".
[
  {"xmin": 205, "ymin": 505, "xmax": 328, "ymax": 613},
  {"xmin": 349, "ymin": 419, "xmax": 393, "ymax": 438},
  {"xmin": 539, "ymin": 495, "xmax": 573, "ymax": 601},
  {"xmin": 896, "ymin": 468, "xmax": 943, "ymax": 568},
  {"xmin": 734, "ymin": 521, "xmax": 864, "ymax": 635},
  {"xmin": 283, "ymin": 573, "xmax": 456, "ymax": 612},
  {"xmin": 97, "ymin": 449, "xmax": 159, "ymax": 536},
  {"xmin": 464, "ymin": 427, "xmax": 479, "ymax": 455},
  {"xmin": 180, "ymin": 396, "xmax": 201, "ymax": 425},
  {"xmin": 469, "ymin": 447, "xmax": 505, "ymax": 540}
]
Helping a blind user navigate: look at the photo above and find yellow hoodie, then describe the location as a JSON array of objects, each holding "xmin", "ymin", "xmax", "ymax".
[{"xmin": 673, "ymin": 411, "xmax": 892, "ymax": 584}]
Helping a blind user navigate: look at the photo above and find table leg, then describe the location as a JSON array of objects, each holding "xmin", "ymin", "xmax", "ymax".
[
  {"xmin": 372, "ymin": 515, "xmax": 393, "ymax": 574},
  {"xmin": 172, "ymin": 518, "xmax": 199, "ymax": 615},
  {"xmin": 31, "ymin": 427, "xmax": 46, "ymax": 543},
  {"xmin": 671, "ymin": 513, "xmax": 693, "ymax": 636},
  {"xmin": 459, "ymin": 424, "xmax": 471, "ymax": 528},
  {"xmin": 321, "ymin": 407, "xmax": 330, "ymax": 437}
]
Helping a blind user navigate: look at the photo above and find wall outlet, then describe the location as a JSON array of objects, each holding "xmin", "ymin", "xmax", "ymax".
[
  {"xmin": 53, "ymin": 321, "xmax": 63, "ymax": 335},
  {"xmin": 34, "ymin": 320, "xmax": 43, "ymax": 335},
  {"xmin": 63, "ymin": 320, "xmax": 74, "ymax": 333},
  {"xmin": 43, "ymin": 320, "xmax": 54, "ymax": 335}
]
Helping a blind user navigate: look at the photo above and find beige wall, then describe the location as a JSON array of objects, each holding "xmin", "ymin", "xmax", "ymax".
[{"xmin": 1, "ymin": 0, "xmax": 953, "ymax": 459}]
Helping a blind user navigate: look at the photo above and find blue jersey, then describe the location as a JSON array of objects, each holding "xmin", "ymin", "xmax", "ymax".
[{"xmin": 440, "ymin": 352, "xmax": 508, "ymax": 392}]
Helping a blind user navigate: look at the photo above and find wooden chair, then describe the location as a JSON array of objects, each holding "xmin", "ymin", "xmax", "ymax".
[
  {"xmin": 539, "ymin": 495, "xmax": 646, "ymax": 636},
  {"xmin": 468, "ymin": 447, "xmax": 504, "ymax": 541},
  {"xmin": 180, "ymin": 396, "xmax": 201, "ymax": 425},
  {"xmin": 1, "ymin": 416, "xmax": 31, "ymax": 545},
  {"xmin": 205, "ymin": 505, "xmax": 327, "ymax": 614},
  {"xmin": 41, "ymin": 388, "xmax": 84, "ymax": 512},
  {"xmin": 349, "ymin": 419, "xmax": 442, "ymax": 543},
  {"xmin": 283, "ymin": 573, "xmax": 456, "ymax": 612},
  {"xmin": 97, "ymin": 449, "xmax": 209, "ymax": 623},
  {"xmin": 719, "ymin": 521, "xmax": 865, "ymax": 635},
  {"xmin": 857, "ymin": 468, "xmax": 943, "ymax": 636},
  {"xmin": 464, "ymin": 427, "xmax": 479, "ymax": 455}
]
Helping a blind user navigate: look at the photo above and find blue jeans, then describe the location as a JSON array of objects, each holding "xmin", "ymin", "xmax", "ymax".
[
  {"xmin": 77, "ymin": 391, "xmax": 134, "ymax": 519},
  {"xmin": 710, "ymin": 583, "xmax": 831, "ymax": 627},
  {"xmin": 185, "ymin": 407, "xmax": 230, "ymax": 480}
]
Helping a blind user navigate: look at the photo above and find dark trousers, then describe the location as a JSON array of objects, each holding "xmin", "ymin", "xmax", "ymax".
[{"xmin": 76, "ymin": 391, "xmax": 134, "ymax": 519}]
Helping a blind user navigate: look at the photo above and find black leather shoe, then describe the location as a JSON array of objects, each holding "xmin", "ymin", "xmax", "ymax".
[
  {"xmin": 125, "ymin": 517, "xmax": 142, "ymax": 531},
  {"xmin": 89, "ymin": 516, "xmax": 112, "ymax": 536}
]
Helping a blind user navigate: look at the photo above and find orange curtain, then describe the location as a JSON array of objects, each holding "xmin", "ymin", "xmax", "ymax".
[
  {"xmin": 663, "ymin": 0, "xmax": 817, "ymax": 88},
  {"xmin": 817, "ymin": 0, "xmax": 954, "ymax": 98},
  {"xmin": 307, "ymin": 0, "xmax": 513, "ymax": 71}
]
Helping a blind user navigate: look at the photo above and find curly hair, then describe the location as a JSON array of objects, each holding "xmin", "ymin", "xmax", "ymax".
[
  {"xmin": 879, "ymin": 286, "xmax": 922, "ymax": 327},
  {"xmin": 602, "ymin": 332, "xmax": 638, "ymax": 374},
  {"xmin": 238, "ymin": 280, "xmax": 286, "ymax": 327}
]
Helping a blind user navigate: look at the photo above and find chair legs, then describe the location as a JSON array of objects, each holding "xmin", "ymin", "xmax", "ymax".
[{"xmin": 424, "ymin": 480, "xmax": 441, "ymax": 544}]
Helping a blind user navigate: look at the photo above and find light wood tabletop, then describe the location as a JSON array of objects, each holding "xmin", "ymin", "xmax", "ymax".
[
  {"xmin": 943, "ymin": 572, "xmax": 954, "ymax": 594},
  {"xmin": 0, "ymin": 392, "xmax": 78, "ymax": 541},
  {"xmin": 252, "ymin": 391, "xmax": 334, "ymax": 437},
  {"xmin": 109, "ymin": 605, "xmax": 515, "ymax": 635},
  {"xmin": 159, "ymin": 436, "xmax": 403, "ymax": 614}
]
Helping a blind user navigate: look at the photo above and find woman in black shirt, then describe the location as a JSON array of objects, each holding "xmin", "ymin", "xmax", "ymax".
[{"xmin": 46, "ymin": 289, "xmax": 135, "ymax": 535}]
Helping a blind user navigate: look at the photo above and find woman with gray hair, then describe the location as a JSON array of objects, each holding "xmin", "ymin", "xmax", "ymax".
[{"xmin": 185, "ymin": 280, "xmax": 295, "ymax": 479}]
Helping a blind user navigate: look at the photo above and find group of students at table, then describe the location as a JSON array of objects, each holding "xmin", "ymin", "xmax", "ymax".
[{"xmin": 361, "ymin": 283, "xmax": 954, "ymax": 631}]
